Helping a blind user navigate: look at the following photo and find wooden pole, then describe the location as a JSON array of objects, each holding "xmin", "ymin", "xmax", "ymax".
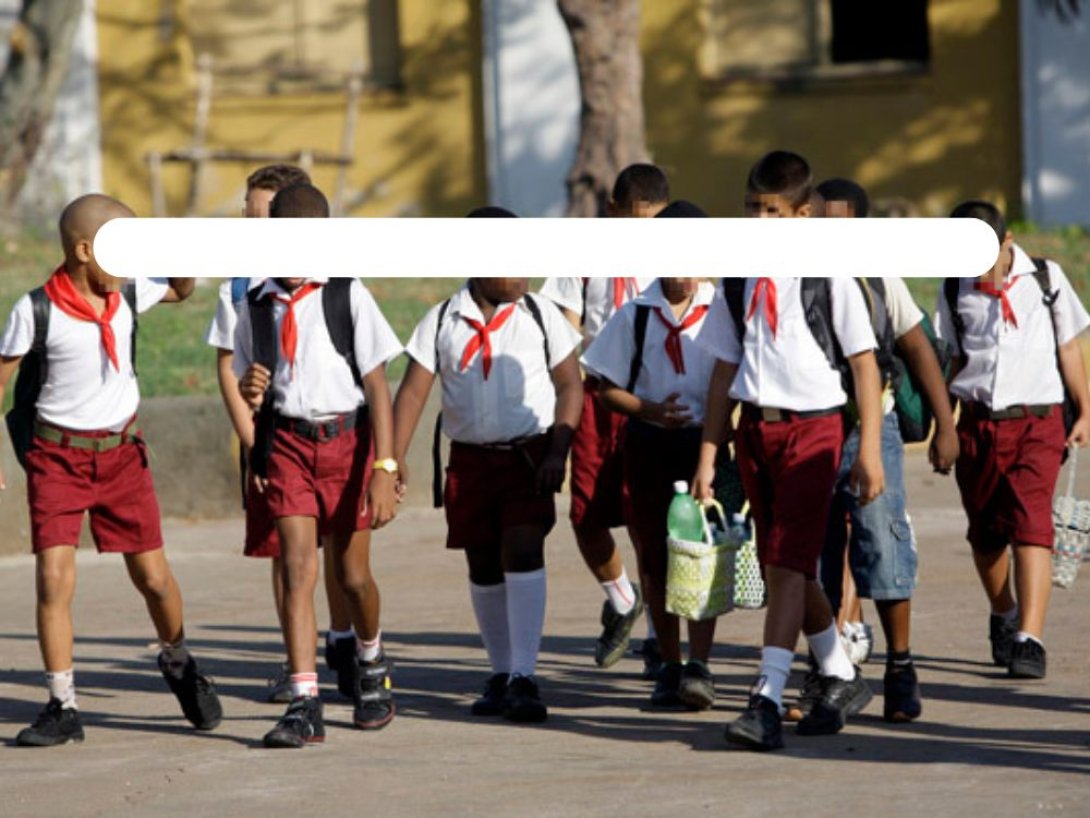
[
  {"xmin": 185, "ymin": 53, "xmax": 214, "ymax": 216},
  {"xmin": 332, "ymin": 69, "xmax": 363, "ymax": 216}
]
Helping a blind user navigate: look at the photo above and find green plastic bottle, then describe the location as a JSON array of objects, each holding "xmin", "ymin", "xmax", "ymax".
[{"xmin": 667, "ymin": 481, "xmax": 705, "ymax": 542}]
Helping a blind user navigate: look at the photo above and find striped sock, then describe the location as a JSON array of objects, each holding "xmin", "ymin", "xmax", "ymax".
[
  {"xmin": 290, "ymin": 672, "xmax": 319, "ymax": 699},
  {"xmin": 601, "ymin": 568, "xmax": 636, "ymax": 615},
  {"xmin": 356, "ymin": 633, "xmax": 382, "ymax": 663}
]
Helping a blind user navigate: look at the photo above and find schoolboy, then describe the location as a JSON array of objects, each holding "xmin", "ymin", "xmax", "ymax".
[
  {"xmin": 205, "ymin": 164, "xmax": 357, "ymax": 703},
  {"xmin": 583, "ymin": 259, "xmax": 720, "ymax": 710},
  {"xmin": 539, "ymin": 163, "xmax": 667, "ymax": 674},
  {"xmin": 393, "ymin": 236, "xmax": 583, "ymax": 723},
  {"xmin": 937, "ymin": 200, "xmax": 1090, "ymax": 679},
  {"xmin": 234, "ymin": 184, "xmax": 402, "ymax": 747},
  {"xmin": 693, "ymin": 151, "xmax": 885, "ymax": 751},
  {"xmin": 799, "ymin": 177, "xmax": 959, "ymax": 723},
  {"xmin": 1, "ymin": 194, "xmax": 221, "ymax": 746}
]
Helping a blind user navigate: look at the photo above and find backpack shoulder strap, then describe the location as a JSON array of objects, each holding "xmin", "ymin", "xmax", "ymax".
[
  {"xmin": 247, "ymin": 286, "xmax": 279, "ymax": 372},
  {"xmin": 28, "ymin": 287, "xmax": 50, "ymax": 354},
  {"xmin": 522, "ymin": 292, "xmax": 552, "ymax": 369},
  {"xmin": 230, "ymin": 277, "xmax": 250, "ymax": 310},
  {"xmin": 431, "ymin": 297, "xmax": 452, "ymax": 509},
  {"xmin": 626, "ymin": 303, "xmax": 651, "ymax": 393},
  {"xmin": 1030, "ymin": 257, "xmax": 1059, "ymax": 307},
  {"xmin": 943, "ymin": 278, "xmax": 967, "ymax": 349},
  {"xmin": 322, "ymin": 278, "xmax": 362, "ymax": 385},
  {"xmin": 122, "ymin": 280, "xmax": 138, "ymax": 373},
  {"xmin": 801, "ymin": 278, "xmax": 842, "ymax": 372},
  {"xmin": 432, "ymin": 297, "xmax": 452, "ymax": 372},
  {"xmin": 722, "ymin": 278, "xmax": 746, "ymax": 343}
]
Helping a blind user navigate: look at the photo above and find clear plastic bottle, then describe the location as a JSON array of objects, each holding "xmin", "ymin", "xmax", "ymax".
[{"xmin": 729, "ymin": 512, "xmax": 749, "ymax": 547}]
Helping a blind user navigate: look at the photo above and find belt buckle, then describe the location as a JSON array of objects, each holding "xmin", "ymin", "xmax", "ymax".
[{"xmin": 761, "ymin": 407, "xmax": 784, "ymax": 423}]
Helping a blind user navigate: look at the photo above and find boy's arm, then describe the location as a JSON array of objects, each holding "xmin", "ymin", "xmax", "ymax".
[
  {"xmin": 895, "ymin": 325, "xmax": 958, "ymax": 473},
  {"xmin": 361, "ymin": 363, "xmax": 398, "ymax": 528},
  {"xmin": 559, "ymin": 306, "xmax": 581, "ymax": 332},
  {"xmin": 159, "ymin": 278, "xmax": 196, "ymax": 303},
  {"xmin": 692, "ymin": 358, "xmax": 737, "ymax": 502},
  {"xmin": 538, "ymin": 351, "xmax": 583, "ymax": 494},
  {"xmin": 391, "ymin": 359, "xmax": 437, "ymax": 494},
  {"xmin": 0, "ymin": 355, "xmax": 22, "ymax": 491},
  {"xmin": 1058, "ymin": 338, "xmax": 1090, "ymax": 447},
  {"xmin": 599, "ymin": 382, "xmax": 694, "ymax": 428},
  {"xmin": 847, "ymin": 350, "xmax": 886, "ymax": 505},
  {"xmin": 216, "ymin": 349, "xmax": 256, "ymax": 449}
]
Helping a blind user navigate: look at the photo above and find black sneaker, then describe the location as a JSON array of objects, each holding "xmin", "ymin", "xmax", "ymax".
[
  {"xmin": 263, "ymin": 696, "xmax": 325, "ymax": 748},
  {"xmin": 796, "ymin": 668, "xmax": 873, "ymax": 736},
  {"xmin": 503, "ymin": 674, "xmax": 548, "ymax": 723},
  {"xmin": 650, "ymin": 661, "xmax": 685, "ymax": 709},
  {"xmin": 989, "ymin": 614, "xmax": 1016, "ymax": 667},
  {"xmin": 724, "ymin": 695, "xmax": 784, "ymax": 752},
  {"xmin": 159, "ymin": 654, "xmax": 223, "ymax": 730},
  {"xmin": 678, "ymin": 661, "xmax": 716, "ymax": 711},
  {"xmin": 640, "ymin": 637, "xmax": 663, "ymax": 681},
  {"xmin": 785, "ymin": 657, "xmax": 822, "ymax": 723},
  {"xmin": 470, "ymin": 673, "xmax": 510, "ymax": 717},
  {"xmin": 595, "ymin": 585, "xmax": 643, "ymax": 669},
  {"xmin": 1009, "ymin": 638, "xmax": 1047, "ymax": 679},
  {"xmin": 16, "ymin": 699, "xmax": 85, "ymax": 747},
  {"xmin": 883, "ymin": 663, "xmax": 922, "ymax": 722},
  {"xmin": 353, "ymin": 652, "xmax": 396, "ymax": 730},
  {"xmin": 328, "ymin": 636, "xmax": 359, "ymax": 699}
]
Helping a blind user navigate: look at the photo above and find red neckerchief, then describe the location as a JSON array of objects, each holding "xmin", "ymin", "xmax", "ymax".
[
  {"xmin": 44, "ymin": 266, "xmax": 122, "ymax": 371},
  {"xmin": 460, "ymin": 303, "xmax": 517, "ymax": 379},
  {"xmin": 746, "ymin": 277, "xmax": 777, "ymax": 337},
  {"xmin": 652, "ymin": 303, "xmax": 709, "ymax": 375}
]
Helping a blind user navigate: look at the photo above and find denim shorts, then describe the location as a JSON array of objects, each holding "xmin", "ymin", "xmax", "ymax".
[{"xmin": 820, "ymin": 411, "xmax": 918, "ymax": 607}]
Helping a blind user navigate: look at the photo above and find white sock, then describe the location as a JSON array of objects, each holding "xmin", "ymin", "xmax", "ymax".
[
  {"xmin": 159, "ymin": 639, "xmax": 192, "ymax": 678},
  {"xmin": 327, "ymin": 627, "xmax": 355, "ymax": 643},
  {"xmin": 754, "ymin": 646, "xmax": 794, "ymax": 708},
  {"xmin": 807, "ymin": 622, "xmax": 856, "ymax": 681},
  {"xmin": 1015, "ymin": 631, "xmax": 1043, "ymax": 646},
  {"xmin": 290, "ymin": 672, "xmax": 319, "ymax": 699},
  {"xmin": 46, "ymin": 668, "xmax": 77, "ymax": 710},
  {"xmin": 601, "ymin": 568, "xmax": 636, "ymax": 615},
  {"xmin": 505, "ymin": 569, "xmax": 547, "ymax": 678},
  {"xmin": 645, "ymin": 608, "xmax": 657, "ymax": 640},
  {"xmin": 997, "ymin": 605, "xmax": 1019, "ymax": 625},
  {"xmin": 469, "ymin": 580, "xmax": 511, "ymax": 674},
  {"xmin": 356, "ymin": 632, "xmax": 382, "ymax": 663}
]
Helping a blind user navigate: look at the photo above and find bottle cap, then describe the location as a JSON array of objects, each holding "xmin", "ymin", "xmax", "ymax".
[
  {"xmin": 732, "ymin": 513, "xmax": 746, "ymax": 523},
  {"xmin": 673, "ymin": 480, "xmax": 689, "ymax": 495}
]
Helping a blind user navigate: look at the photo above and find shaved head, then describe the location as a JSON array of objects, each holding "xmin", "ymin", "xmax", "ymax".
[{"xmin": 59, "ymin": 194, "xmax": 134, "ymax": 258}]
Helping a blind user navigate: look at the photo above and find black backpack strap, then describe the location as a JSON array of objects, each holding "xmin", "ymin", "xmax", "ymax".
[
  {"xmin": 432, "ymin": 298, "xmax": 452, "ymax": 509},
  {"xmin": 722, "ymin": 278, "xmax": 746, "ymax": 345},
  {"xmin": 626, "ymin": 304, "xmax": 650, "ymax": 393},
  {"xmin": 5, "ymin": 288, "xmax": 52, "ymax": 469},
  {"xmin": 247, "ymin": 288, "xmax": 279, "ymax": 478},
  {"xmin": 122, "ymin": 280, "xmax": 138, "ymax": 374},
  {"xmin": 801, "ymin": 278, "xmax": 844, "ymax": 375},
  {"xmin": 522, "ymin": 292, "xmax": 552, "ymax": 369},
  {"xmin": 29, "ymin": 286, "xmax": 50, "ymax": 357},
  {"xmin": 942, "ymin": 278, "xmax": 966, "ymax": 352},
  {"xmin": 322, "ymin": 278, "xmax": 363, "ymax": 386},
  {"xmin": 857, "ymin": 277, "xmax": 896, "ymax": 385}
]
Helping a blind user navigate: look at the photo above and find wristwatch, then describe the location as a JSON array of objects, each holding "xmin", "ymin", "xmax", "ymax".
[{"xmin": 374, "ymin": 458, "xmax": 400, "ymax": 475}]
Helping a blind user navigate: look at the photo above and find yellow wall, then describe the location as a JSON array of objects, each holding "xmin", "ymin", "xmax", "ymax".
[
  {"xmin": 640, "ymin": 0, "xmax": 1022, "ymax": 217},
  {"xmin": 96, "ymin": 0, "xmax": 485, "ymax": 217}
]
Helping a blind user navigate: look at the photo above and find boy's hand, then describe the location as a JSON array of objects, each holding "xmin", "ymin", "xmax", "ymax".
[
  {"xmin": 367, "ymin": 471, "xmax": 398, "ymax": 529},
  {"xmin": 239, "ymin": 364, "xmax": 271, "ymax": 410},
  {"xmin": 394, "ymin": 458, "xmax": 409, "ymax": 503},
  {"xmin": 1068, "ymin": 412, "xmax": 1090, "ymax": 449},
  {"xmin": 849, "ymin": 451, "xmax": 885, "ymax": 506},
  {"xmin": 251, "ymin": 472, "xmax": 268, "ymax": 495},
  {"xmin": 691, "ymin": 459, "xmax": 716, "ymax": 503},
  {"xmin": 536, "ymin": 451, "xmax": 568, "ymax": 495},
  {"xmin": 929, "ymin": 426, "xmax": 959, "ymax": 474},
  {"xmin": 640, "ymin": 392, "xmax": 693, "ymax": 429}
]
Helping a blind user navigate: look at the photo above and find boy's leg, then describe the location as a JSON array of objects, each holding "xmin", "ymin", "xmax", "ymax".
[
  {"xmin": 276, "ymin": 516, "xmax": 321, "ymax": 680},
  {"xmin": 320, "ymin": 536, "xmax": 356, "ymax": 682},
  {"xmin": 500, "ymin": 524, "xmax": 549, "ymax": 722},
  {"xmin": 1012, "ymin": 543, "xmax": 1052, "ymax": 638},
  {"xmin": 972, "ymin": 547, "xmax": 1016, "ymax": 614}
]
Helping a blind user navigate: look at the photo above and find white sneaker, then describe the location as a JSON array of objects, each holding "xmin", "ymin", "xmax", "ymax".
[{"xmin": 841, "ymin": 621, "xmax": 874, "ymax": 666}]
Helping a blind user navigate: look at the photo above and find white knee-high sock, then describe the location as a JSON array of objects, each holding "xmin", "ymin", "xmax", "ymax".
[
  {"xmin": 505, "ymin": 569, "xmax": 547, "ymax": 678},
  {"xmin": 754, "ymin": 647, "xmax": 794, "ymax": 708},
  {"xmin": 807, "ymin": 622, "xmax": 855, "ymax": 681},
  {"xmin": 469, "ymin": 580, "xmax": 511, "ymax": 675}
]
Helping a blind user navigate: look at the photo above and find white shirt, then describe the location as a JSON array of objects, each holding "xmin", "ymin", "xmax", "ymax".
[
  {"xmin": 540, "ymin": 277, "xmax": 656, "ymax": 348},
  {"xmin": 0, "ymin": 278, "xmax": 170, "ymax": 431},
  {"xmin": 232, "ymin": 278, "xmax": 403, "ymax": 421},
  {"xmin": 935, "ymin": 244, "xmax": 1090, "ymax": 409},
  {"xmin": 404, "ymin": 285, "xmax": 581, "ymax": 444},
  {"xmin": 882, "ymin": 277, "xmax": 924, "ymax": 340},
  {"xmin": 582, "ymin": 279, "xmax": 717, "ymax": 426},
  {"xmin": 205, "ymin": 278, "xmax": 266, "ymax": 351},
  {"xmin": 697, "ymin": 277, "xmax": 878, "ymax": 411}
]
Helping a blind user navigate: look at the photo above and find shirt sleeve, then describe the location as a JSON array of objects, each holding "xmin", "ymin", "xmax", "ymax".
[
  {"xmin": 135, "ymin": 278, "xmax": 171, "ymax": 313},
  {"xmin": 0, "ymin": 294, "xmax": 36, "ymax": 358},
  {"xmin": 882, "ymin": 277, "xmax": 924, "ymax": 339},
  {"xmin": 535, "ymin": 295, "xmax": 582, "ymax": 369},
  {"xmin": 403, "ymin": 301, "xmax": 445, "ymax": 374},
  {"xmin": 204, "ymin": 280, "xmax": 237, "ymax": 351},
  {"xmin": 539, "ymin": 277, "xmax": 584, "ymax": 317},
  {"xmin": 830, "ymin": 278, "xmax": 878, "ymax": 357},
  {"xmin": 580, "ymin": 305, "xmax": 635, "ymax": 388},
  {"xmin": 933, "ymin": 281, "xmax": 961, "ymax": 355},
  {"xmin": 1048, "ymin": 261, "xmax": 1090, "ymax": 346},
  {"xmin": 694, "ymin": 292, "xmax": 742, "ymax": 365},
  {"xmin": 350, "ymin": 280, "xmax": 404, "ymax": 377},
  {"xmin": 231, "ymin": 301, "xmax": 254, "ymax": 378}
]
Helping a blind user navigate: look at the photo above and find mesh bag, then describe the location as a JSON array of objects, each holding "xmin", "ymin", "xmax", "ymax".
[
  {"xmin": 732, "ymin": 504, "xmax": 766, "ymax": 610},
  {"xmin": 666, "ymin": 501, "xmax": 737, "ymax": 621},
  {"xmin": 1053, "ymin": 446, "xmax": 1090, "ymax": 590}
]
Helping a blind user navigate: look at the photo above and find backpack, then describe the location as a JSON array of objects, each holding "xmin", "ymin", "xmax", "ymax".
[
  {"xmin": 943, "ymin": 258, "xmax": 1077, "ymax": 452},
  {"xmin": 5, "ymin": 281, "xmax": 138, "ymax": 470},
  {"xmin": 230, "ymin": 277, "xmax": 250, "ymax": 311},
  {"xmin": 431, "ymin": 293, "xmax": 551, "ymax": 507},
  {"xmin": 247, "ymin": 278, "xmax": 363, "ymax": 477}
]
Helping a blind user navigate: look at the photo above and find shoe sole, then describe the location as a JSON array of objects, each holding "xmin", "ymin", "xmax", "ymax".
[
  {"xmin": 884, "ymin": 707, "xmax": 922, "ymax": 723},
  {"xmin": 16, "ymin": 733, "xmax": 85, "ymax": 747},
  {"xmin": 189, "ymin": 710, "xmax": 223, "ymax": 731},
  {"xmin": 797, "ymin": 683, "xmax": 873, "ymax": 736},
  {"xmin": 678, "ymin": 685, "xmax": 715, "ymax": 711},
  {"xmin": 354, "ymin": 700, "xmax": 396, "ymax": 730},
  {"xmin": 724, "ymin": 727, "xmax": 782, "ymax": 752},
  {"xmin": 503, "ymin": 709, "xmax": 548, "ymax": 724},
  {"xmin": 1008, "ymin": 665, "xmax": 1046, "ymax": 680},
  {"xmin": 263, "ymin": 734, "xmax": 325, "ymax": 749}
]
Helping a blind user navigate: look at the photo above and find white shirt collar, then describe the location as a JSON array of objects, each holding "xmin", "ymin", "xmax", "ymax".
[
  {"xmin": 633, "ymin": 279, "xmax": 715, "ymax": 321},
  {"xmin": 449, "ymin": 283, "xmax": 533, "ymax": 323},
  {"xmin": 1007, "ymin": 244, "xmax": 1039, "ymax": 280},
  {"xmin": 256, "ymin": 276, "xmax": 330, "ymax": 300}
]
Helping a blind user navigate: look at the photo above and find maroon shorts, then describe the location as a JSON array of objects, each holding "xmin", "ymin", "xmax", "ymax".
[
  {"xmin": 569, "ymin": 378, "xmax": 628, "ymax": 529},
  {"xmin": 443, "ymin": 435, "xmax": 556, "ymax": 552},
  {"xmin": 734, "ymin": 409, "xmax": 844, "ymax": 579},
  {"xmin": 265, "ymin": 418, "xmax": 374, "ymax": 537},
  {"xmin": 244, "ymin": 478, "xmax": 281, "ymax": 558},
  {"xmin": 26, "ymin": 431, "xmax": 163, "ymax": 554},
  {"xmin": 621, "ymin": 421, "xmax": 703, "ymax": 583},
  {"xmin": 955, "ymin": 407, "xmax": 1065, "ymax": 552}
]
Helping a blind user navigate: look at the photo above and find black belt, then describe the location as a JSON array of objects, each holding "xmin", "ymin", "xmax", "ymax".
[
  {"xmin": 741, "ymin": 403, "xmax": 841, "ymax": 423},
  {"xmin": 275, "ymin": 409, "xmax": 366, "ymax": 441},
  {"xmin": 963, "ymin": 402, "xmax": 1053, "ymax": 421}
]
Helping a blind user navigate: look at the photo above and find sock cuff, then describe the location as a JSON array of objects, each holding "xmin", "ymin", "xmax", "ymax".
[
  {"xmin": 470, "ymin": 579, "xmax": 507, "ymax": 594},
  {"xmin": 760, "ymin": 646, "xmax": 795, "ymax": 673},
  {"xmin": 327, "ymin": 628, "xmax": 355, "ymax": 641},
  {"xmin": 504, "ymin": 568, "xmax": 546, "ymax": 584},
  {"xmin": 45, "ymin": 668, "xmax": 75, "ymax": 680}
]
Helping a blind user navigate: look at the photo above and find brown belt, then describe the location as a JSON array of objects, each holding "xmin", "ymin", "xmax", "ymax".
[
  {"xmin": 33, "ymin": 421, "xmax": 140, "ymax": 452},
  {"xmin": 741, "ymin": 403, "xmax": 841, "ymax": 423},
  {"xmin": 963, "ymin": 402, "xmax": 1053, "ymax": 421}
]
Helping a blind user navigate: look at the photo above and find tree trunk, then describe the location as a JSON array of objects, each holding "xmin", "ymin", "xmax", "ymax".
[
  {"xmin": 557, "ymin": 0, "xmax": 648, "ymax": 217},
  {"xmin": 0, "ymin": 0, "xmax": 85, "ymax": 206}
]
